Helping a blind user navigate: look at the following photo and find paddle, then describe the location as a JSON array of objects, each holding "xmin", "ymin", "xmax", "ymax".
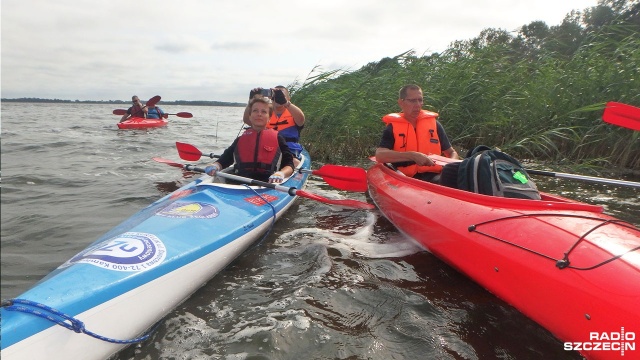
[
  {"xmin": 152, "ymin": 157, "xmax": 375, "ymax": 209},
  {"xmin": 176, "ymin": 141, "xmax": 217, "ymax": 161},
  {"xmin": 169, "ymin": 112, "xmax": 193, "ymax": 118},
  {"xmin": 526, "ymin": 169, "xmax": 640, "ymax": 189},
  {"xmin": 425, "ymin": 154, "xmax": 640, "ymax": 189},
  {"xmin": 175, "ymin": 142, "xmax": 369, "ymax": 192},
  {"xmin": 603, "ymin": 102, "xmax": 640, "ymax": 131},
  {"xmin": 112, "ymin": 109, "xmax": 193, "ymax": 118},
  {"xmin": 146, "ymin": 95, "xmax": 161, "ymax": 107}
]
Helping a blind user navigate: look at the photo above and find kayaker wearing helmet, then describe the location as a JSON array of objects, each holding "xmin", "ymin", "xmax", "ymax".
[
  {"xmin": 205, "ymin": 95, "xmax": 295, "ymax": 184},
  {"xmin": 375, "ymin": 84, "xmax": 459, "ymax": 183}
]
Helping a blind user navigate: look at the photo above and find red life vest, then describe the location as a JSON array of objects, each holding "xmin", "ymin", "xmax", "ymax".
[
  {"xmin": 382, "ymin": 110, "xmax": 443, "ymax": 176},
  {"xmin": 233, "ymin": 128, "xmax": 281, "ymax": 175}
]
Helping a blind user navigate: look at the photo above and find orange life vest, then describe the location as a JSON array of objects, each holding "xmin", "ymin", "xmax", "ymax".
[
  {"xmin": 382, "ymin": 110, "xmax": 443, "ymax": 176},
  {"xmin": 267, "ymin": 109, "xmax": 296, "ymax": 132},
  {"xmin": 267, "ymin": 108, "xmax": 302, "ymax": 153},
  {"xmin": 233, "ymin": 128, "xmax": 281, "ymax": 176}
]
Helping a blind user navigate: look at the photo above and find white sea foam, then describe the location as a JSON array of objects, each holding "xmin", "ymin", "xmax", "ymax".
[{"xmin": 275, "ymin": 211, "xmax": 424, "ymax": 259}]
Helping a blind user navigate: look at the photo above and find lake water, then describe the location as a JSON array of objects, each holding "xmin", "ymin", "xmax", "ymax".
[{"xmin": 1, "ymin": 102, "xmax": 638, "ymax": 359}]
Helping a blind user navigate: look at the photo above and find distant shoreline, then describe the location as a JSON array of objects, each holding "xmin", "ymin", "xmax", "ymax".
[{"xmin": 1, "ymin": 98, "xmax": 246, "ymax": 107}]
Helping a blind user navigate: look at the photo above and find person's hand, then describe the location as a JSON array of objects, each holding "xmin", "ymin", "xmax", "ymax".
[
  {"xmin": 204, "ymin": 164, "xmax": 221, "ymax": 176},
  {"xmin": 162, "ymin": 113, "xmax": 169, "ymax": 119},
  {"xmin": 274, "ymin": 89, "xmax": 287, "ymax": 105},
  {"xmin": 249, "ymin": 87, "xmax": 263, "ymax": 99},
  {"xmin": 413, "ymin": 152, "xmax": 435, "ymax": 167},
  {"xmin": 268, "ymin": 171, "xmax": 285, "ymax": 183}
]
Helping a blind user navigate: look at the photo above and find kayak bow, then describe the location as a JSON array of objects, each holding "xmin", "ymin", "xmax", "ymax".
[{"xmin": 367, "ymin": 162, "xmax": 640, "ymax": 360}]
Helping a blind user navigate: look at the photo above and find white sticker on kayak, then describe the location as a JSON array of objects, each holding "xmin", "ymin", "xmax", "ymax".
[
  {"xmin": 60, "ymin": 232, "xmax": 167, "ymax": 272},
  {"xmin": 156, "ymin": 201, "xmax": 219, "ymax": 219}
]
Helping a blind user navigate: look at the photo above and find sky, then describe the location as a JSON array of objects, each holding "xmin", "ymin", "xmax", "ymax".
[{"xmin": 1, "ymin": 0, "xmax": 601, "ymax": 103}]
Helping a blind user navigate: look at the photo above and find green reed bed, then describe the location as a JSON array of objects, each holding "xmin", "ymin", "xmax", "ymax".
[{"xmin": 289, "ymin": 1, "xmax": 639, "ymax": 171}]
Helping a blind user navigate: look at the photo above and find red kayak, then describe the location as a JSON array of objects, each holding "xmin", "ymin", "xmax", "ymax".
[
  {"xmin": 367, "ymin": 162, "xmax": 640, "ymax": 360},
  {"xmin": 117, "ymin": 117, "xmax": 168, "ymax": 129}
]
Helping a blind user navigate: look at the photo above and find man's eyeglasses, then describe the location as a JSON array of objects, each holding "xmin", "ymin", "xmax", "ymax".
[{"xmin": 403, "ymin": 98, "xmax": 424, "ymax": 104}]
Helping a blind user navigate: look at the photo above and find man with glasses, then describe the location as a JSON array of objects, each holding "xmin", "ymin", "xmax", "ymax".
[
  {"xmin": 120, "ymin": 95, "xmax": 149, "ymax": 122},
  {"xmin": 375, "ymin": 84, "xmax": 459, "ymax": 183}
]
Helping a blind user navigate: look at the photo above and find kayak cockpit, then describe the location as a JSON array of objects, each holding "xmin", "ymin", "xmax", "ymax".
[{"xmin": 196, "ymin": 153, "xmax": 307, "ymax": 189}]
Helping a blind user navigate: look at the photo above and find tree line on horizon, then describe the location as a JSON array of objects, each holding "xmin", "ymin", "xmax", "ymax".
[
  {"xmin": 1, "ymin": 98, "xmax": 246, "ymax": 107},
  {"xmin": 290, "ymin": 0, "xmax": 640, "ymax": 171}
]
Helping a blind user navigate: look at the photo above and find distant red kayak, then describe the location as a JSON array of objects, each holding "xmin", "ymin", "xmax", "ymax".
[
  {"xmin": 117, "ymin": 117, "xmax": 168, "ymax": 129},
  {"xmin": 367, "ymin": 162, "xmax": 640, "ymax": 360}
]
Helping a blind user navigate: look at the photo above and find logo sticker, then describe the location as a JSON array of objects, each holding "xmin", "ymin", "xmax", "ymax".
[
  {"xmin": 245, "ymin": 194, "xmax": 279, "ymax": 206},
  {"xmin": 157, "ymin": 201, "xmax": 219, "ymax": 218},
  {"xmin": 60, "ymin": 232, "xmax": 167, "ymax": 272},
  {"xmin": 565, "ymin": 328, "xmax": 636, "ymax": 356}
]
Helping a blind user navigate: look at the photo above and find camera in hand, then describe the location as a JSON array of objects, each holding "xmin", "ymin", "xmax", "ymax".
[
  {"xmin": 273, "ymin": 89, "xmax": 287, "ymax": 105},
  {"xmin": 260, "ymin": 89, "xmax": 273, "ymax": 98}
]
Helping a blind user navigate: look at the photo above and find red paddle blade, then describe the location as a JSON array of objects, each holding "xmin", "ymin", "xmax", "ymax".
[
  {"xmin": 176, "ymin": 142, "xmax": 203, "ymax": 161},
  {"xmin": 152, "ymin": 157, "xmax": 184, "ymax": 168},
  {"xmin": 296, "ymin": 190, "xmax": 375, "ymax": 210},
  {"xmin": 146, "ymin": 95, "xmax": 161, "ymax": 107},
  {"xmin": 311, "ymin": 165, "xmax": 368, "ymax": 192},
  {"xmin": 112, "ymin": 109, "xmax": 127, "ymax": 115},
  {"xmin": 603, "ymin": 102, "xmax": 640, "ymax": 131},
  {"xmin": 176, "ymin": 112, "xmax": 193, "ymax": 118}
]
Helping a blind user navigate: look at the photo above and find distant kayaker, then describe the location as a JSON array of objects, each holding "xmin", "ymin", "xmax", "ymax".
[
  {"xmin": 205, "ymin": 95, "xmax": 295, "ymax": 184},
  {"xmin": 375, "ymin": 84, "xmax": 459, "ymax": 183},
  {"xmin": 242, "ymin": 86, "xmax": 305, "ymax": 166},
  {"xmin": 119, "ymin": 95, "xmax": 148, "ymax": 122},
  {"xmin": 146, "ymin": 104, "xmax": 167, "ymax": 119}
]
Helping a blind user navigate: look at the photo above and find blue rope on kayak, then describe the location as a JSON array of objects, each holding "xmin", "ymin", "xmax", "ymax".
[
  {"xmin": 1, "ymin": 298, "xmax": 161, "ymax": 344},
  {"xmin": 1, "ymin": 187, "xmax": 283, "ymax": 345},
  {"xmin": 244, "ymin": 184, "xmax": 277, "ymax": 244}
]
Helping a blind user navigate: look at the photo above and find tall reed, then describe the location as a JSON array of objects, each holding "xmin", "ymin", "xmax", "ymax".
[{"xmin": 290, "ymin": 10, "xmax": 640, "ymax": 170}]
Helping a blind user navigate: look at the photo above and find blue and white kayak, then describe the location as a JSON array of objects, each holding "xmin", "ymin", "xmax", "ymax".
[{"xmin": 1, "ymin": 150, "xmax": 311, "ymax": 360}]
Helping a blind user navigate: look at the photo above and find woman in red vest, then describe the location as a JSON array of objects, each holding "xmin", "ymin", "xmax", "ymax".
[
  {"xmin": 205, "ymin": 96, "xmax": 294, "ymax": 183},
  {"xmin": 243, "ymin": 86, "xmax": 305, "ymax": 165},
  {"xmin": 375, "ymin": 84, "xmax": 459, "ymax": 183}
]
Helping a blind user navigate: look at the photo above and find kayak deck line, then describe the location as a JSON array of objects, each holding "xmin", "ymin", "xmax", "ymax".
[
  {"xmin": 467, "ymin": 213, "xmax": 640, "ymax": 270},
  {"xmin": 367, "ymin": 162, "xmax": 640, "ymax": 360},
  {"xmin": 1, "ymin": 299, "xmax": 161, "ymax": 345},
  {"xmin": 1, "ymin": 223, "xmax": 279, "ymax": 359},
  {"xmin": 1, "ymin": 150, "xmax": 312, "ymax": 360}
]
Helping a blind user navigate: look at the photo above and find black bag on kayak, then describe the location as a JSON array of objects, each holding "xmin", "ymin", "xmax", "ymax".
[{"xmin": 457, "ymin": 145, "xmax": 541, "ymax": 200}]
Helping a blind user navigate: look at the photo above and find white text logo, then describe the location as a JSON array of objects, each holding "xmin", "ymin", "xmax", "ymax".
[{"xmin": 564, "ymin": 328, "xmax": 635, "ymax": 356}]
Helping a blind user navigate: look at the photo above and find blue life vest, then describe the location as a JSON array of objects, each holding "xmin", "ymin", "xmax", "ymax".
[{"xmin": 147, "ymin": 107, "xmax": 164, "ymax": 119}]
